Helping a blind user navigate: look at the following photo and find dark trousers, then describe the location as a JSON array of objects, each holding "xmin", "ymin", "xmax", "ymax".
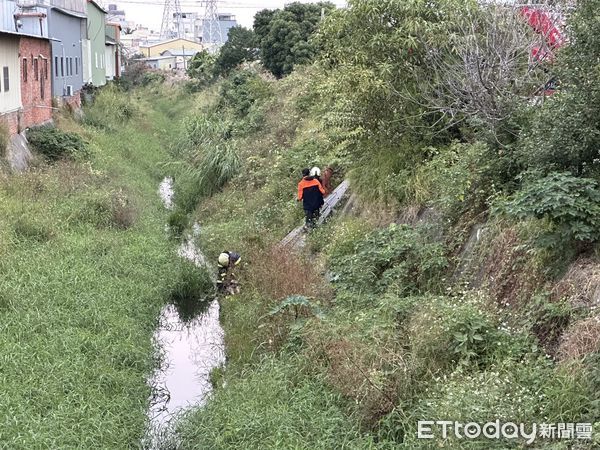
[{"xmin": 304, "ymin": 209, "xmax": 320, "ymax": 228}]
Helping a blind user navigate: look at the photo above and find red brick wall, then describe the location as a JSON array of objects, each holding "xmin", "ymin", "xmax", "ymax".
[{"xmin": 18, "ymin": 37, "xmax": 53, "ymax": 130}]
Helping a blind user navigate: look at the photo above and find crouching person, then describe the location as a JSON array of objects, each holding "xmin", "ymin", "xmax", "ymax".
[{"xmin": 217, "ymin": 251, "xmax": 241, "ymax": 295}]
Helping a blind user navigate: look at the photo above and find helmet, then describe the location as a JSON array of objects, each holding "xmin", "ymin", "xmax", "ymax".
[
  {"xmin": 218, "ymin": 252, "xmax": 230, "ymax": 267},
  {"xmin": 310, "ymin": 167, "xmax": 321, "ymax": 177}
]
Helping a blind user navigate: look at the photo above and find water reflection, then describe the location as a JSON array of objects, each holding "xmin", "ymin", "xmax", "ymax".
[{"xmin": 146, "ymin": 177, "xmax": 225, "ymax": 448}]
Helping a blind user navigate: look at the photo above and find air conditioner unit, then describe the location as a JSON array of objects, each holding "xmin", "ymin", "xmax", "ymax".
[
  {"xmin": 65, "ymin": 85, "xmax": 73, "ymax": 96},
  {"xmin": 16, "ymin": 0, "xmax": 39, "ymax": 8}
]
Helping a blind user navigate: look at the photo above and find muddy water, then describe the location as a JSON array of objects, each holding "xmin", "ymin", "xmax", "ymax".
[{"xmin": 145, "ymin": 177, "xmax": 225, "ymax": 446}]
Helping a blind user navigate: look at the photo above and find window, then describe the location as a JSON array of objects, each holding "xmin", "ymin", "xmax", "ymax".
[
  {"xmin": 3, "ymin": 67, "xmax": 9, "ymax": 92},
  {"xmin": 70, "ymin": 58, "xmax": 73, "ymax": 76},
  {"xmin": 34, "ymin": 58, "xmax": 39, "ymax": 81},
  {"xmin": 60, "ymin": 57, "xmax": 64, "ymax": 77},
  {"xmin": 23, "ymin": 58, "xmax": 28, "ymax": 82},
  {"xmin": 55, "ymin": 56, "xmax": 58, "ymax": 77},
  {"xmin": 40, "ymin": 61, "xmax": 45, "ymax": 100},
  {"xmin": 75, "ymin": 57, "xmax": 78, "ymax": 75}
]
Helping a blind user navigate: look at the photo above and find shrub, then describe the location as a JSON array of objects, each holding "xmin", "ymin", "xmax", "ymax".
[
  {"xmin": 27, "ymin": 126, "xmax": 89, "ymax": 161},
  {"xmin": 141, "ymin": 71, "xmax": 165, "ymax": 86},
  {"xmin": 408, "ymin": 293, "xmax": 501, "ymax": 371},
  {"xmin": 167, "ymin": 209, "xmax": 189, "ymax": 239},
  {"xmin": 186, "ymin": 50, "xmax": 216, "ymax": 85},
  {"xmin": 502, "ymin": 171, "xmax": 600, "ymax": 245},
  {"xmin": 329, "ymin": 223, "xmax": 448, "ymax": 297},
  {"xmin": 419, "ymin": 141, "xmax": 508, "ymax": 219},
  {"xmin": 73, "ymin": 190, "xmax": 137, "ymax": 229},
  {"xmin": 13, "ymin": 216, "xmax": 54, "ymax": 242},
  {"xmin": 117, "ymin": 61, "xmax": 150, "ymax": 90},
  {"xmin": 84, "ymin": 86, "xmax": 136, "ymax": 130},
  {"xmin": 169, "ymin": 259, "xmax": 215, "ymax": 322},
  {"xmin": 218, "ymin": 70, "xmax": 272, "ymax": 117}
]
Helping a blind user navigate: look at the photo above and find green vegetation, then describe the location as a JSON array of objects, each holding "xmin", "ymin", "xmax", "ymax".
[
  {"xmin": 0, "ymin": 86, "xmax": 195, "ymax": 447},
  {"xmin": 5, "ymin": 0, "xmax": 600, "ymax": 447},
  {"xmin": 253, "ymin": 2, "xmax": 335, "ymax": 77},
  {"xmin": 214, "ymin": 26, "xmax": 258, "ymax": 76},
  {"xmin": 26, "ymin": 125, "xmax": 90, "ymax": 161},
  {"xmin": 170, "ymin": 0, "xmax": 600, "ymax": 448}
]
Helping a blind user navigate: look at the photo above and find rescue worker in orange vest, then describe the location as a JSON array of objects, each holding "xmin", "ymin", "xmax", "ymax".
[{"xmin": 298, "ymin": 168, "xmax": 325, "ymax": 230}]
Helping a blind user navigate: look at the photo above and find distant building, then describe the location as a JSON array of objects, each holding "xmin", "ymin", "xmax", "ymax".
[
  {"xmin": 140, "ymin": 38, "xmax": 203, "ymax": 58},
  {"xmin": 171, "ymin": 12, "xmax": 199, "ymax": 42},
  {"xmin": 137, "ymin": 55, "xmax": 176, "ymax": 70},
  {"xmin": 84, "ymin": 0, "xmax": 107, "ymax": 87},
  {"xmin": 160, "ymin": 48, "xmax": 197, "ymax": 70},
  {"xmin": 200, "ymin": 13, "xmax": 237, "ymax": 45},
  {"xmin": 105, "ymin": 22, "xmax": 121, "ymax": 79}
]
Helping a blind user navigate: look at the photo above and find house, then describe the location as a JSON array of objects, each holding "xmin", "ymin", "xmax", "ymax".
[
  {"xmin": 105, "ymin": 22, "xmax": 121, "ymax": 79},
  {"xmin": 139, "ymin": 38, "xmax": 202, "ymax": 58},
  {"xmin": 137, "ymin": 55, "xmax": 176, "ymax": 70},
  {"xmin": 159, "ymin": 48, "xmax": 197, "ymax": 70},
  {"xmin": 19, "ymin": 34, "xmax": 53, "ymax": 130},
  {"xmin": 48, "ymin": 5, "xmax": 85, "ymax": 104},
  {"xmin": 0, "ymin": 0, "xmax": 53, "ymax": 135},
  {"xmin": 0, "ymin": 32, "xmax": 22, "ymax": 135},
  {"xmin": 84, "ymin": 0, "xmax": 107, "ymax": 87}
]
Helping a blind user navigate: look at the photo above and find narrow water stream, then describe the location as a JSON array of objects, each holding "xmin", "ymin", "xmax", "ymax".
[{"xmin": 145, "ymin": 177, "xmax": 225, "ymax": 447}]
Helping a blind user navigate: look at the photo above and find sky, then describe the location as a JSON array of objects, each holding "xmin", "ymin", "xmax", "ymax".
[{"xmin": 108, "ymin": 0, "xmax": 347, "ymax": 33}]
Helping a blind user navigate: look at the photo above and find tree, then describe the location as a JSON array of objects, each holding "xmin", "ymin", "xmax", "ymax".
[
  {"xmin": 315, "ymin": 0, "xmax": 472, "ymax": 148},
  {"xmin": 425, "ymin": 2, "xmax": 557, "ymax": 145},
  {"xmin": 253, "ymin": 2, "xmax": 335, "ymax": 78},
  {"xmin": 517, "ymin": 0, "xmax": 600, "ymax": 176},
  {"xmin": 214, "ymin": 26, "xmax": 258, "ymax": 76},
  {"xmin": 186, "ymin": 50, "xmax": 216, "ymax": 85}
]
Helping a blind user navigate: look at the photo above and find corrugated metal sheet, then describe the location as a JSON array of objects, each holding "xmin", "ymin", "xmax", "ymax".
[{"xmin": 0, "ymin": 35, "xmax": 22, "ymax": 113}]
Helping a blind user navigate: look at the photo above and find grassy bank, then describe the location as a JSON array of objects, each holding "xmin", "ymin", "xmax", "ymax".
[
  {"xmin": 0, "ymin": 85, "xmax": 194, "ymax": 447},
  {"xmin": 167, "ymin": 57, "xmax": 600, "ymax": 447}
]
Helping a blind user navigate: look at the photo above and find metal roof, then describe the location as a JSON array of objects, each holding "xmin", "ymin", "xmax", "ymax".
[
  {"xmin": 0, "ymin": 29, "xmax": 56, "ymax": 41},
  {"xmin": 161, "ymin": 49, "xmax": 198, "ymax": 57}
]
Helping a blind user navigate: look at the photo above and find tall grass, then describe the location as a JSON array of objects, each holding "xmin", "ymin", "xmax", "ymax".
[
  {"xmin": 0, "ymin": 86, "xmax": 195, "ymax": 447},
  {"xmin": 175, "ymin": 137, "xmax": 241, "ymax": 213},
  {"xmin": 172, "ymin": 355, "xmax": 377, "ymax": 450}
]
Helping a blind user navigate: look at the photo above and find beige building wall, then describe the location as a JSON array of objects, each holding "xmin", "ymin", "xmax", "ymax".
[
  {"xmin": 0, "ymin": 36, "xmax": 22, "ymax": 114},
  {"xmin": 140, "ymin": 38, "xmax": 203, "ymax": 57}
]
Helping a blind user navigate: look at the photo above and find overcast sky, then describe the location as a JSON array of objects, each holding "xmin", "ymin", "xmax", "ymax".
[{"xmin": 108, "ymin": 0, "xmax": 347, "ymax": 33}]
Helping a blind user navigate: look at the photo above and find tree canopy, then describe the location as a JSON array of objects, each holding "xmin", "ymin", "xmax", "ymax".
[
  {"xmin": 253, "ymin": 2, "xmax": 335, "ymax": 78},
  {"xmin": 214, "ymin": 26, "xmax": 258, "ymax": 76}
]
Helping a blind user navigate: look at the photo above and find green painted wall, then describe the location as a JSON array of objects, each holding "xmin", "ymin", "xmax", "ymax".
[{"xmin": 87, "ymin": 2, "xmax": 106, "ymax": 86}]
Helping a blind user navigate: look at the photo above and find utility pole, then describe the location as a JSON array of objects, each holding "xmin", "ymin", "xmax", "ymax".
[
  {"xmin": 202, "ymin": 0, "xmax": 222, "ymax": 46},
  {"xmin": 160, "ymin": 0, "xmax": 182, "ymax": 40}
]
